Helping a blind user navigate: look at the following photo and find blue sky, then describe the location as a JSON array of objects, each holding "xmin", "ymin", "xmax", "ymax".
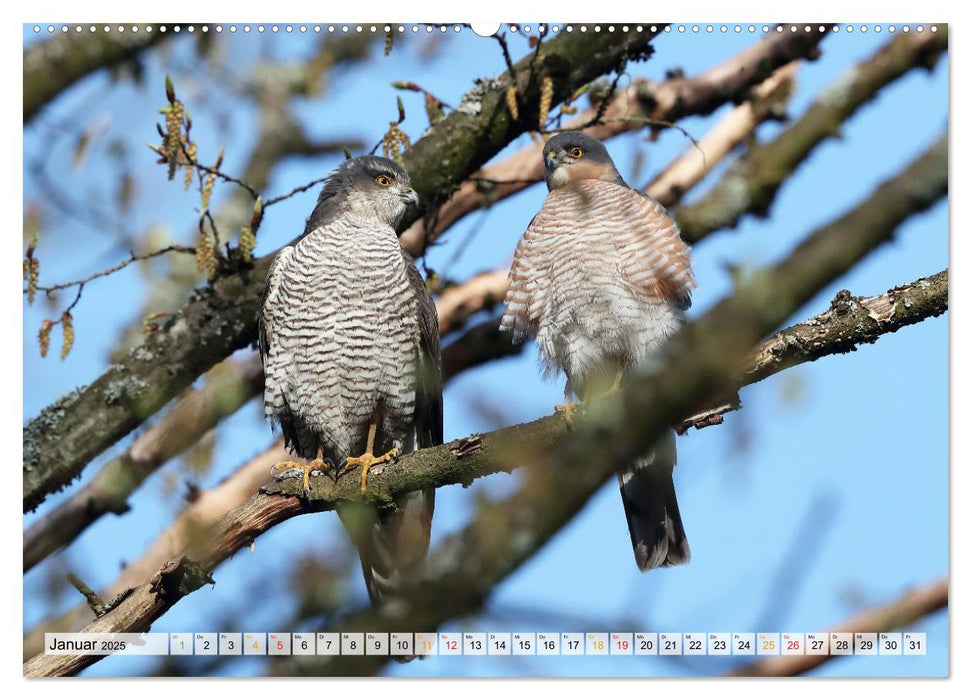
[{"xmin": 22, "ymin": 24, "xmax": 948, "ymax": 677}]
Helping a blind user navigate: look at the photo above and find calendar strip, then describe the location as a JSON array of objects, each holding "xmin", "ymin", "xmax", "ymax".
[{"xmin": 44, "ymin": 632, "xmax": 927, "ymax": 657}]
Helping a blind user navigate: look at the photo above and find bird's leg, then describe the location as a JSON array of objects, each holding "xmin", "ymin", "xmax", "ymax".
[
  {"xmin": 343, "ymin": 422, "xmax": 398, "ymax": 494},
  {"xmin": 270, "ymin": 446, "xmax": 333, "ymax": 498},
  {"xmin": 556, "ymin": 373, "xmax": 622, "ymax": 426},
  {"xmin": 605, "ymin": 370, "xmax": 624, "ymax": 398},
  {"xmin": 555, "ymin": 400, "xmax": 580, "ymax": 426}
]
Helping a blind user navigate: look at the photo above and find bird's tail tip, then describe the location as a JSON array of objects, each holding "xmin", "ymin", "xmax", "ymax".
[{"xmin": 618, "ymin": 450, "xmax": 690, "ymax": 572}]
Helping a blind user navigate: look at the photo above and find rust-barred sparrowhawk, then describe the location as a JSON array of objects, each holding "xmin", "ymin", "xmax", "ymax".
[
  {"xmin": 259, "ymin": 155, "xmax": 442, "ymax": 604},
  {"xmin": 500, "ymin": 132, "xmax": 695, "ymax": 571}
]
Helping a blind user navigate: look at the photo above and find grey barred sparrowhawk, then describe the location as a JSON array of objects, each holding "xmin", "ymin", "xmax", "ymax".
[
  {"xmin": 259, "ymin": 155, "xmax": 442, "ymax": 603},
  {"xmin": 500, "ymin": 132, "xmax": 695, "ymax": 571}
]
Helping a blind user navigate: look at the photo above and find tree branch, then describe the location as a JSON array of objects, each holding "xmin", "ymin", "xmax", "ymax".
[
  {"xmin": 645, "ymin": 61, "xmax": 798, "ymax": 207},
  {"xmin": 24, "ymin": 24, "xmax": 173, "ymax": 123},
  {"xmin": 22, "ymin": 441, "xmax": 286, "ymax": 661},
  {"xmin": 676, "ymin": 28, "xmax": 948, "ymax": 243},
  {"xmin": 674, "ymin": 268, "xmax": 949, "ymax": 432},
  {"xmin": 727, "ymin": 578, "xmax": 947, "ymax": 677},
  {"xmin": 23, "ymin": 131, "xmax": 946, "ymax": 677}
]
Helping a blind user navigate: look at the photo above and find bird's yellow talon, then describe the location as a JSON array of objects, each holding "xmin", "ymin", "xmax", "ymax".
[
  {"xmin": 555, "ymin": 401, "xmax": 580, "ymax": 426},
  {"xmin": 270, "ymin": 450, "xmax": 331, "ymax": 498},
  {"xmin": 605, "ymin": 370, "xmax": 624, "ymax": 398},
  {"xmin": 269, "ymin": 460, "xmax": 303, "ymax": 477},
  {"xmin": 345, "ymin": 447, "xmax": 399, "ymax": 493}
]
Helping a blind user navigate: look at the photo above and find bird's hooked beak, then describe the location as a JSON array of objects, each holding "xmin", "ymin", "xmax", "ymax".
[
  {"xmin": 400, "ymin": 188, "xmax": 419, "ymax": 208},
  {"xmin": 544, "ymin": 151, "xmax": 560, "ymax": 170}
]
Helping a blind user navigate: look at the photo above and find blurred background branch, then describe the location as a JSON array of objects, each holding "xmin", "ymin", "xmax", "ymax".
[
  {"xmin": 676, "ymin": 27, "xmax": 948, "ymax": 242},
  {"xmin": 24, "ymin": 24, "xmax": 174, "ymax": 122},
  {"xmin": 727, "ymin": 578, "xmax": 947, "ymax": 677}
]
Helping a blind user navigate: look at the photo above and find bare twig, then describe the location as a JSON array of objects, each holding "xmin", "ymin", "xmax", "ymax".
[
  {"xmin": 26, "ymin": 244, "xmax": 196, "ymax": 297},
  {"xmin": 66, "ymin": 573, "xmax": 108, "ymax": 617}
]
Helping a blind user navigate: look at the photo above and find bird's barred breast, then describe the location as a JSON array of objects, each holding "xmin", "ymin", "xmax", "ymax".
[
  {"xmin": 502, "ymin": 180, "xmax": 695, "ymax": 386},
  {"xmin": 265, "ymin": 221, "xmax": 420, "ymax": 460}
]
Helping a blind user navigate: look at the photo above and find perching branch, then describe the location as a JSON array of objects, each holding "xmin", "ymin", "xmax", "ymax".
[
  {"xmin": 727, "ymin": 578, "xmax": 947, "ymax": 677},
  {"xmin": 676, "ymin": 28, "xmax": 948, "ymax": 242},
  {"xmin": 23, "ymin": 132, "xmax": 946, "ymax": 677},
  {"xmin": 23, "ymin": 25, "xmax": 661, "ymax": 514}
]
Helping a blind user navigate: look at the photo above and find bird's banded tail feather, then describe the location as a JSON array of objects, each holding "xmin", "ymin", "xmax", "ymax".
[{"xmin": 617, "ymin": 428, "xmax": 690, "ymax": 571}]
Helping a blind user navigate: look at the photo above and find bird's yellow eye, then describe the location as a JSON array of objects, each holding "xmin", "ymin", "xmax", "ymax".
[
  {"xmin": 569, "ymin": 147, "xmax": 584, "ymax": 158},
  {"xmin": 375, "ymin": 174, "xmax": 393, "ymax": 186}
]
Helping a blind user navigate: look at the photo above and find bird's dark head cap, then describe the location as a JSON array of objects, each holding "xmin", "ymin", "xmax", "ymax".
[
  {"xmin": 305, "ymin": 155, "xmax": 418, "ymax": 234},
  {"xmin": 542, "ymin": 131, "xmax": 623, "ymax": 190}
]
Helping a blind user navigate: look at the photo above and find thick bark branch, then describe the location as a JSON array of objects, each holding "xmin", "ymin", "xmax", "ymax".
[
  {"xmin": 23, "ymin": 27, "xmax": 659, "ymax": 513},
  {"xmin": 676, "ymin": 28, "xmax": 948, "ymax": 243},
  {"xmin": 24, "ymin": 24, "xmax": 172, "ymax": 123},
  {"xmin": 23, "ymin": 132, "xmax": 946, "ymax": 677},
  {"xmin": 727, "ymin": 578, "xmax": 947, "ymax": 677},
  {"xmin": 399, "ymin": 26, "xmax": 826, "ymax": 254}
]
